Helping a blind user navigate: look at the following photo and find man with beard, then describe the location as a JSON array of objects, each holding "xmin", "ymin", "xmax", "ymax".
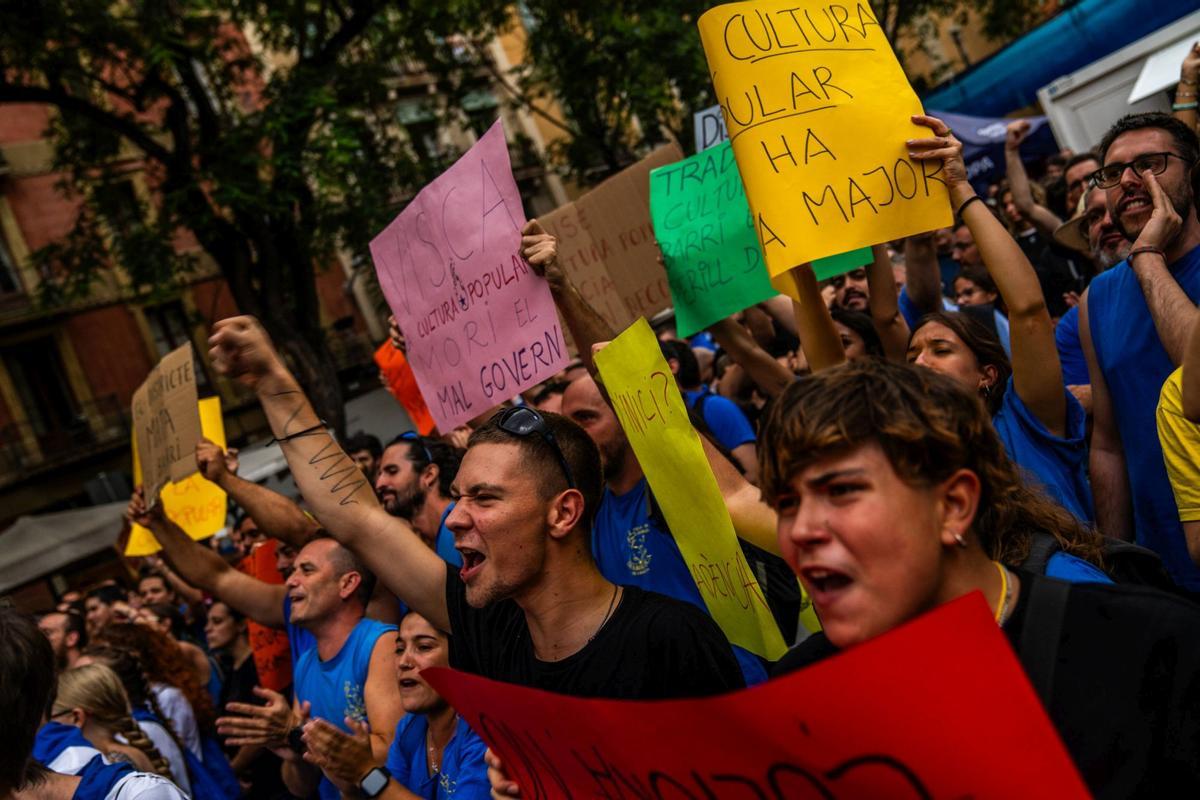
[
  {"xmin": 374, "ymin": 433, "xmax": 463, "ymax": 566},
  {"xmin": 1051, "ymin": 184, "xmax": 1132, "ymax": 413},
  {"xmin": 36, "ymin": 611, "xmax": 86, "ymax": 671},
  {"xmin": 1080, "ymin": 112, "xmax": 1200, "ymax": 591},
  {"xmin": 826, "ymin": 265, "xmax": 869, "ymax": 311}
]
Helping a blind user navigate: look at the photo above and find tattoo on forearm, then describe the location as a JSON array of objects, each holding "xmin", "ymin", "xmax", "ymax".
[
  {"xmin": 270, "ymin": 390, "xmax": 305, "ymax": 435},
  {"xmin": 308, "ymin": 439, "xmax": 367, "ymax": 506}
]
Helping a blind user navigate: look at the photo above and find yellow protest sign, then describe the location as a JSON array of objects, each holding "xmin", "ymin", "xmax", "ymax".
[
  {"xmin": 595, "ymin": 319, "xmax": 786, "ymax": 660},
  {"xmin": 126, "ymin": 397, "xmax": 227, "ymax": 556},
  {"xmin": 698, "ymin": 1, "xmax": 952, "ymax": 278}
]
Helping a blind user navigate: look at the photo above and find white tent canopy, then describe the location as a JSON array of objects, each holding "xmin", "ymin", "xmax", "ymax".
[{"xmin": 0, "ymin": 501, "xmax": 126, "ymax": 593}]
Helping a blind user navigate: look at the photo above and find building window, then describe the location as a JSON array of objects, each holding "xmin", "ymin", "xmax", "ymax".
[
  {"xmin": 2, "ymin": 336, "xmax": 80, "ymax": 445},
  {"xmin": 144, "ymin": 301, "xmax": 212, "ymax": 391}
]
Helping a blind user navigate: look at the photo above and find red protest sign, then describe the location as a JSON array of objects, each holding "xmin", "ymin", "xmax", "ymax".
[{"xmin": 425, "ymin": 593, "xmax": 1088, "ymax": 799}]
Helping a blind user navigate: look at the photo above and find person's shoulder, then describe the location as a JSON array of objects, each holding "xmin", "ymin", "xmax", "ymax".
[
  {"xmin": 1159, "ymin": 366, "xmax": 1184, "ymax": 411},
  {"xmin": 1068, "ymin": 579, "xmax": 1200, "ymax": 631},
  {"xmin": 622, "ymin": 587, "xmax": 725, "ymax": 637},
  {"xmin": 772, "ymin": 633, "xmax": 837, "ymax": 676},
  {"xmin": 1086, "ymin": 261, "xmax": 1130, "ymax": 296},
  {"xmin": 109, "ymin": 771, "xmax": 189, "ymax": 800}
]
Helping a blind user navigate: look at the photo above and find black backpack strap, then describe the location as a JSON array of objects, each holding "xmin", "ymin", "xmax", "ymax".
[
  {"xmin": 1017, "ymin": 575, "xmax": 1070, "ymax": 708},
  {"xmin": 1020, "ymin": 531, "xmax": 1061, "ymax": 574}
]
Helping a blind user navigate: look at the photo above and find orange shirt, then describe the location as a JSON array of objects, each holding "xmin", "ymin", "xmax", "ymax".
[{"xmin": 375, "ymin": 340, "xmax": 437, "ymax": 435}]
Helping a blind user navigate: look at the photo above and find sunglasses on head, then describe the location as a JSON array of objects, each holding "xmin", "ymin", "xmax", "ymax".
[
  {"xmin": 494, "ymin": 406, "xmax": 576, "ymax": 489},
  {"xmin": 398, "ymin": 430, "xmax": 434, "ymax": 466}
]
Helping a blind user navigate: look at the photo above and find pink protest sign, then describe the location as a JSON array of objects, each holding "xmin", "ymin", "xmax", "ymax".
[{"xmin": 369, "ymin": 120, "xmax": 568, "ymax": 430}]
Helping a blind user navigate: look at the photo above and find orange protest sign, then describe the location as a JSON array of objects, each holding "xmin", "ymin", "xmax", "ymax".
[
  {"xmin": 236, "ymin": 539, "xmax": 292, "ymax": 692},
  {"xmin": 426, "ymin": 593, "xmax": 1089, "ymax": 799}
]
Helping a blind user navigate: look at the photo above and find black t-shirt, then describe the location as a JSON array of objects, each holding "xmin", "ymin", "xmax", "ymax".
[
  {"xmin": 773, "ymin": 572, "xmax": 1200, "ymax": 799},
  {"xmin": 445, "ymin": 564, "xmax": 744, "ymax": 699}
]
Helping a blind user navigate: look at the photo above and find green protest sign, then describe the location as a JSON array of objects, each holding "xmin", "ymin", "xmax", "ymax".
[{"xmin": 651, "ymin": 141, "xmax": 870, "ymax": 336}]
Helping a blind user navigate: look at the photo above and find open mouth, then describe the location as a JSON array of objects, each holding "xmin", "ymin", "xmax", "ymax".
[
  {"xmin": 1119, "ymin": 195, "xmax": 1151, "ymax": 215},
  {"xmin": 458, "ymin": 547, "xmax": 487, "ymax": 581},
  {"xmin": 799, "ymin": 566, "xmax": 853, "ymax": 606},
  {"xmin": 398, "ymin": 677, "xmax": 421, "ymax": 690}
]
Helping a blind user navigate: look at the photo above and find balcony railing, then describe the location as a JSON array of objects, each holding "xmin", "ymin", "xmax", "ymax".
[{"xmin": 0, "ymin": 394, "xmax": 129, "ymax": 485}]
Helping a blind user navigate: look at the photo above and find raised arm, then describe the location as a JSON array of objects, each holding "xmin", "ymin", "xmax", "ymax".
[
  {"xmin": 522, "ymin": 219, "xmax": 615, "ymax": 376},
  {"xmin": 866, "ymin": 244, "xmax": 910, "ymax": 361},
  {"xmin": 207, "ymin": 317, "xmax": 450, "ymax": 632},
  {"xmin": 903, "ymin": 233, "xmax": 944, "ymax": 316},
  {"xmin": 784, "ymin": 265, "xmax": 846, "ymax": 373},
  {"xmin": 127, "ymin": 488, "xmax": 287, "ymax": 628},
  {"xmin": 196, "ymin": 438, "xmax": 319, "ymax": 548},
  {"xmin": 708, "ymin": 316, "xmax": 794, "ymax": 399},
  {"xmin": 1173, "ymin": 42, "xmax": 1199, "ymax": 135},
  {"xmin": 912, "ymin": 114, "xmax": 1066, "ymax": 436},
  {"xmin": 700, "ymin": 433, "xmax": 781, "ymax": 557},
  {"xmin": 1124, "ymin": 171, "xmax": 1191, "ymax": 366},
  {"xmin": 1081, "ymin": 290, "xmax": 1133, "ymax": 540},
  {"xmin": 1004, "ymin": 120, "xmax": 1062, "ymax": 236}
]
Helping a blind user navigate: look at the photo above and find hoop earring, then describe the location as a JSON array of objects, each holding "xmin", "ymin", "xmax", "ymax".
[{"xmin": 954, "ymin": 533, "xmax": 968, "ymax": 548}]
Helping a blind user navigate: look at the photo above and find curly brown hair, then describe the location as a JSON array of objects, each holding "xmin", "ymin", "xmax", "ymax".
[
  {"xmin": 758, "ymin": 359, "xmax": 1106, "ymax": 570},
  {"xmin": 95, "ymin": 623, "xmax": 215, "ymax": 733}
]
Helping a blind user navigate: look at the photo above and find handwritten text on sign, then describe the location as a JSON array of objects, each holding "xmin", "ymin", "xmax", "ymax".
[
  {"xmin": 131, "ymin": 343, "xmax": 201, "ymax": 502},
  {"xmin": 595, "ymin": 319, "xmax": 785, "ymax": 660},
  {"xmin": 698, "ymin": 2, "xmax": 952, "ymax": 275},
  {"xmin": 127, "ymin": 396, "xmax": 227, "ymax": 556},
  {"xmin": 369, "ymin": 120, "xmax": 568, "ymax": 431},
  {"xmin": 426, "ymin": 593, "xmax": 1088, "ymax": 799},
  {"xmin": 650, "ymin": 141, "xmax": 776, "ymax": 336}
]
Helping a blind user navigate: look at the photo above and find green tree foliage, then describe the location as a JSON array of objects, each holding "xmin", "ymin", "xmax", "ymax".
[{"xmin": 0, "ymin": 0, "xmax": 508, "ymax": 431}]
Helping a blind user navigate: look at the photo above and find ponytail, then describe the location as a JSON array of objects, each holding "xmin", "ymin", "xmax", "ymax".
[{"xmin": 113, "ymin": 713, "xmax": 173, "ymax": 780}]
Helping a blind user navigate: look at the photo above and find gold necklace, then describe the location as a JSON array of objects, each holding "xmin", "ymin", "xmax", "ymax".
[{"xmin": 993, "ymin": 561, "xmax": 1012, "ymax": 624}]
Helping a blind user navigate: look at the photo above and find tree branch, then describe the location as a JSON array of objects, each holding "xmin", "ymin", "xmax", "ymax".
[{"xmin": 0, "ymin": 81, "xmax": 173, "ymax": 164}]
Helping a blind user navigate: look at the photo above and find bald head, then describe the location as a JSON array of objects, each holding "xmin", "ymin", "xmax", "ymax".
[{"xmin": 562, "ymin": 375, "xmax": 632, "ymax": 483}]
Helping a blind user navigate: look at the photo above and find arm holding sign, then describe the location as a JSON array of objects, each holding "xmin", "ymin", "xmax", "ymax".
[
  {"xmin": 866, "ymin": 245, "xmax": 910, "ymax": 361},
  {"xmin": 788, "ymin": 265, "xmax": 846, "ymax": 373},
  {"xmin": 708, "ymin": 317, "xmax": 793, "ymax": 400},
  {"xmin": 196, "ymin": 437, "xmax": 319, "ymax": 549},
  {"xmin": 207, "ymin": 317, "xmax": 451, "ymax": 631},
  {"xmin": 911, "ymin": 114, "xmax": 1066, "ymax": 437},
  {"xmin": 522, "ymin": 220, "xmax": 615, "ymax": 375},
  {"xmin": 1004, "ymin": 121, "xmax": 1062, "ymax": 236},
  {"xmin": 902, "ymin": 233, "xmax": 944, "ymax": 317},
  {"xmin": 127, "ymin": 487, "xmax": 288, "ymax": 628}
]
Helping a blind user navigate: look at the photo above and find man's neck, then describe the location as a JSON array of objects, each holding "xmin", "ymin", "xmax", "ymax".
[
  {"xmin": 413, "ymin": 494, "xmax": 452, "ymax": 543},
  {"xmin": 11, "ymin": 771, "xmax": 81, "ymax": 800},
  {"xmin": 306, "ymin": 606, "xmax": 363, "ymax": 661},
  {"xmin": 1166, "ymin": 217, "xmax": 1200, "ymax": 265},
  {"xmin": 607, "ymin": 450, "xmax": 645, "ymax": 495},
  {"xmin": 516, "ymin": 555, "xmax": 618, "ymax": 662}
]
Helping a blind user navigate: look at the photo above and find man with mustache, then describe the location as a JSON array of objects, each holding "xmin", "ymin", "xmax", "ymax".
[
  {"xmin": 373, "ymin": 434, "xmax": 463, "ymax": 566},
  {"xmin": 1052, "ymin": 184, "xmax": 1133, "ymax": 413},
  {"xmin": 1079, "ymin": 112, "xmax": 1200, "ymax": 591}
]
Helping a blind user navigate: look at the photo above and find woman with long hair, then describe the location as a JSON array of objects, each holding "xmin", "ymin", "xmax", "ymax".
[{"xmin": 51, "ymin": 663, "xmax": 171, "ymax": 777}]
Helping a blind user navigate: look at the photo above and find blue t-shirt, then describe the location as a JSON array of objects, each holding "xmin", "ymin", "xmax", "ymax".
[
  {"xmin": 993, "ymin": 376, "xmax": 1094, "ymax": 523},
  {"xmin": 683, "ymin": 386, "xmax": 756, "ymax": 451},
  {"xmin": 385, "ymin": 715, "xmax": 489, "ymax": 799},
  {"xmin": 592, "ymin": 479, "xmax": 768, "ymax": 684},
  {"xmin": 294, "ymin": 617, "xmax": 396, "ymax": 800},
  {"xmin": 1046, "ymin": 551, "xmax": 1112, "ymax": 584},
  {"xmin": 1055, "ymin": 305, "xmax": 1090, "ymax": 386},
  {"xmin": 688, "ymin": 331, "xmax": 717, "ymax": 352},
  {"xmin": 1088, "ymin": 244, "xmax": 1200, "ymax": 590},
  {"xmin": 282, "ymin": 595, "xmax": 318, "ymax": 671},
  {"xmin": 898, "ymin": 288, "xmax": 1013, "ymax": 358},
  {"xmin": 436, "ymin": 503, "xmax": 462, "ymax": 567}
]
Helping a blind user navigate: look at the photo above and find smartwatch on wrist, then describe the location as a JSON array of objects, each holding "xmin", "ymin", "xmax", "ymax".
[
  {"xmin": 359, "ymin": 766, "xmax": 391, "ymax": 798},
  {"xmin": 286, "ymin": 725, "xmax": 307, "ymax": 754}
]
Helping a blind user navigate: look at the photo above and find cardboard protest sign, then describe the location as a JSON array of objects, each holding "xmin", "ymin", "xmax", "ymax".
[
  {"xmin": 595, "ymin": 319, "xmax": 786, "ymax": 660},
  {"xmin": 698, "ymin": 1, "xmax": 952, "ymax": 278},
  {"xmin": 650, "ymin": 142, "xmax": 776, "ymax": 336},
  {"xmin": 131, "ymin": 343, "xmax": 201, "ymax": 501},
  {"xmin": 693, "ymin": 103, "xmax": 729, "ymax": 151},
  {"xmin": 427, "ymin": 592, "xmax": 1089, "ymax": 799},
  {"xmin": 539, "ymin": 143, "xmax": 681, "ymax": 332},
  {"xmin": 369, "ymin": 120, "xmax": 568, "ymax": 431},
  {"xmin": 127, "ymin": 396, "xmax": 227, "ymax": 556}
]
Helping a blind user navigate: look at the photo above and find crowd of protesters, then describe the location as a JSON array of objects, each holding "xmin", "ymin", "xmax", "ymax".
[{"xmin": 2, "ymin": 40, "xmax": 1200, "ymax": 800}]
